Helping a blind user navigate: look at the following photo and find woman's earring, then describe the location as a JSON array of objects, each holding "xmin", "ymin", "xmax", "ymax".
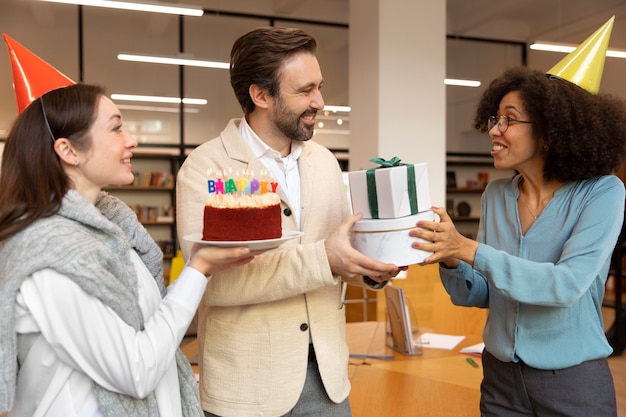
[{"xmin": 74, "ymin": 159, "xmax": 79, "ymax": 167}]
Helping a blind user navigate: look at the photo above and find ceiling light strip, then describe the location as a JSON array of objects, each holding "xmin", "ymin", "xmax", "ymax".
[
  {"xmin": 111, "ymin": 94, "xmax": 207, "ymax": 105},
  {"xmin": 116, "ymin": 104, "xmax": 200, "ymax": 113},
  {"xmin": 324, "ymin": 105, "xmax": 351, "ymax": 112},
  {"xmin": 38, "ymin": 0, "xmax": 204, "ymax": 16},
  {"xmin": 112, "ymin": 94, "xmax": 350, "ymax": 111},
  {"xmin": 118, "ymin": 53, "xmax": 229, "ymax": 69},
  {"xmin": 444, "ymin": 78, "xmax": 481, "ymax": 87},
  {"xmin": 118, "ymin": 55, "xmax": 483, "ymax": 90},
  {"xmin": 530, "ymin": 42, "xmax": 626, "ymax": 58}
]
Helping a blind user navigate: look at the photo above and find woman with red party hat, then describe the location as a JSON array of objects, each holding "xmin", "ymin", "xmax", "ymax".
[
  {"xmin": 412, "ymin": 17, "xmax": 626, "ymax": 416},
  {"xmin": 0, "ymin": 35, "xmax": 260, "ymax": 417}
]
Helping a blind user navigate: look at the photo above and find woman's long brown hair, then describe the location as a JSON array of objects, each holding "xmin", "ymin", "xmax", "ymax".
[{"xmin": 0, "ymin": 84, "xmax": 104, "ymax": 242}]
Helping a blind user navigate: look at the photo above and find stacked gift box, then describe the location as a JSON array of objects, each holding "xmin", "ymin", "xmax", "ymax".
[{"xmin": 347, "ymin": 157, "xmax": 434, "ymax": 266}]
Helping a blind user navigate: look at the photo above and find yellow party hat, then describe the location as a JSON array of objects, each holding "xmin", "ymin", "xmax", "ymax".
[{"xmin": 546, "ymin": 16, "xmax": 614, "ymax": 94}]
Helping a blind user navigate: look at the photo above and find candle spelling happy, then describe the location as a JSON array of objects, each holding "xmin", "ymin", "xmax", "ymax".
[{"xmin": 206, "ymin": 168, "xmax": 278, "ymax": 195}]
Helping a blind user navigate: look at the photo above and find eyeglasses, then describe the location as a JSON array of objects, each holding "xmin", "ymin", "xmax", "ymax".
[{"xmin": 487, "ymin": 115, "xmax": 532, "ymax": 133}]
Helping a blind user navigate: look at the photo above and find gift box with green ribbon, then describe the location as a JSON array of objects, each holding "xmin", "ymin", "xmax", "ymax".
[{"xmin": 348, "ymin": 157, "xmax": 431, "ymax": 219}]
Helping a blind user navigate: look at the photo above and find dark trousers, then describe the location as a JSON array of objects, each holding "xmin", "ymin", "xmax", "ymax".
[
  {"xmin": 480, "ymin": 350, "xmax": 617, "ymax": 417},
  {"xmin": 204, "ymin": 349, "xmax": 351, "ymax": 417}
]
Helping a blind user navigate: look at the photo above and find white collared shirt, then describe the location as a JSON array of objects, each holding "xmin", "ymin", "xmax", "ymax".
[{"xmin": 238, "ymin": 116, "xmax": 302, "ymax": 229}]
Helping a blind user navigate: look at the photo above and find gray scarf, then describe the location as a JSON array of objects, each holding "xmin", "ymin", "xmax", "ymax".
[{"xmin": 0, "ymin": 190, "xmax": 202, "ymax": 416}]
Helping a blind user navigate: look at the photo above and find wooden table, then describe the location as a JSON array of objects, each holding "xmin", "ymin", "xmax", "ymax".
[
  {"xmin": 346, "ymin": 321, "xmax": 483, "ymax": 417},
  {"xmin": 181, "ymin": 321, "xmax": 483, "ymax": 416}
]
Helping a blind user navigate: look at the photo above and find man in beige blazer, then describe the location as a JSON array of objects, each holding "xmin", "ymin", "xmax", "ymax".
[{"xmin": 177, "ymin": 27, "xmax": 402, "ymax": 417}]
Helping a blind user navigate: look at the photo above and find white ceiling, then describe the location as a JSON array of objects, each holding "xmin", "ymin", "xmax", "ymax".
[
  {"xmin": 446, "ymin": 0, "xmax": 626, "ymax": 50},
  {"xmin": 182, "ymin": 0, "xmax": 626, "ymax": 50}
]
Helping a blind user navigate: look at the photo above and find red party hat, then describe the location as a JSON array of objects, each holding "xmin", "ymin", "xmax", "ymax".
[{"xmin": 3, "ymin": 33, "xmax": 75, "ymax": 114}]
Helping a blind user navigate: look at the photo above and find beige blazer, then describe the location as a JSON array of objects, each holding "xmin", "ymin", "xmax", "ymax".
[{"xmin": 177, "ymin": 119, "xmax": 366, "ymax": 416}]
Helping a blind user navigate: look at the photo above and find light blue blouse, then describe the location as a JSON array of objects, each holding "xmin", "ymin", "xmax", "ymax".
[{"xmin": 440, "ymin": 174, "xmax": 625, "ymax": 369}]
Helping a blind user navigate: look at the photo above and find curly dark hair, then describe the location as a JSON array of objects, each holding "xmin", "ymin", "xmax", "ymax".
[
  {"xmin": 473, "ymin": 66, "xmax": 626, "ymax": 182},
  {"xmin": 230, "ymin": 26, "xmax": 317, "ymax": 114}
]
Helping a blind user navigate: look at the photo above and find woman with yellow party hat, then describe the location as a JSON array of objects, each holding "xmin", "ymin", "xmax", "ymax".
[
  {"xmin": 0, "ymin": 34, "xmax": 262, "ymax": 417},
  {"xmin": 411, "ymin": 16, "xmax": 626, "ymax": 417}
]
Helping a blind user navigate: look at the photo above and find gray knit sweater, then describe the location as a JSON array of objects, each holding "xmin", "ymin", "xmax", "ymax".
[{"xmin": 0, "ymin": 190, "xmax": 202, "ymax": 416}]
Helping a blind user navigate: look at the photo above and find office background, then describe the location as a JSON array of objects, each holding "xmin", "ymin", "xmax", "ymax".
[
  {"xmin": 2, "ymin": 1, "xmax": 625, "ymax": 156},
  {"xmin": 0, "ymin": 0, "xmax": 625, "ymax": 225}
]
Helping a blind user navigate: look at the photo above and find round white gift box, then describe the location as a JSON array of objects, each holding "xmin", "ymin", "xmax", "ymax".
[{"xmin": 350, "ymin": 210, "xmax": 435, "ymax": 266}]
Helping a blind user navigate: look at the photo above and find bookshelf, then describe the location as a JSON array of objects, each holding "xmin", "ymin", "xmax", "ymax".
[
  {"xmin": 104, "ymin": 152, "xmax": 181, "ymax": 261},
  {"xmin": 446, "ymin": 152, "xmax": 514, "ymax": 238}
]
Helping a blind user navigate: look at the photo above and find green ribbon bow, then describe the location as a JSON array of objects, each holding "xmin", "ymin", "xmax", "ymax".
[
  {"xmin": 366, "ymin": 157, "xmax": 418, "ymax": 219},
  {"xmin": 370, "ymin": 156, "xmax": 402, "ymax": 168}
]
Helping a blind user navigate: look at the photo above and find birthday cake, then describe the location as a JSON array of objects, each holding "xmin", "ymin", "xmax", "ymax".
[{"xmin": 202, "ymin": 169, "xmax": 282, "ymax": 241}]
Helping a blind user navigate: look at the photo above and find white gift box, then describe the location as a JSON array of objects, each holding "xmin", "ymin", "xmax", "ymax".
[
  {"xmin": 348, "ymin": 162, "xmax": 431, "ymax": 219},
  {"xmin": 350, "ymin": 211, "xmax": 435, "ymax": 266}
]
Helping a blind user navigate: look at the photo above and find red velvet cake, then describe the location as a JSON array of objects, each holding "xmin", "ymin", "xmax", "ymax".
[{"xmin": 202, "ymin": 193, "xmax": 282, "ymax": 241}]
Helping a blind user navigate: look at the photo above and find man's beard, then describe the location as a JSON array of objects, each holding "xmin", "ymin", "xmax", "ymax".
[{"xmin": 272, "ymin": 95, "xmax": 316, "ymax": 142}]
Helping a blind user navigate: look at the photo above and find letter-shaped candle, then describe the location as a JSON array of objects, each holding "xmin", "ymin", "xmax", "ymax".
[
  {"xmin": 206, "ymin": 168, "xmax": 214, "ymax": 194},
  {"xmin": 224, "ymin": 178, "xmax": 238, "ymax": 194},
  {"xmin": 238, "ymin": 178, "xmax": 249, "ymax": 193},
  {"xmin": 249, "ymin": 179, "xmax": 260, "ymax": 194},
  {"xmin": 215, "ymin": 178, "xmax": 225, "ymax": 194}
]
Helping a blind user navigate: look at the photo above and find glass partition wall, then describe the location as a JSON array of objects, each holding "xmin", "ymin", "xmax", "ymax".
[
  {"xmin": 0, "ymin": 2, "xmax": 351, "ymax": 158},
  {"xmin": 446, "ymin": 37, "xmax": 525, "ymax": 154}
]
